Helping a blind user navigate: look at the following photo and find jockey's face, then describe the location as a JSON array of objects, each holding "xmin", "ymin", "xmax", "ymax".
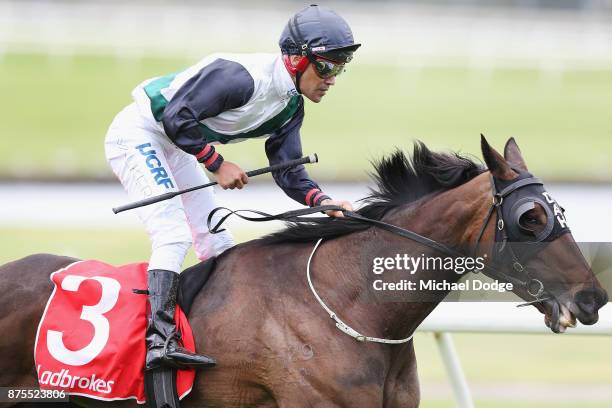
[{"xmin": 289, "ymin": 56, "xmax": 337, "ymax": 103}]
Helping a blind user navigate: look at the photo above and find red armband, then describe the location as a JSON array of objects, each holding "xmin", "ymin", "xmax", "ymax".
[
  {"xmin": 305, "ymin": 188, "xmax": 330, "ymax": 207},
  {"xmin": 195, "ymin": 145, "xmax": 224, "ymax": 172}
]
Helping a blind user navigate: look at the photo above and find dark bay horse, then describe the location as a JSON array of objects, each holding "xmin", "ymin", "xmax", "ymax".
[{"xmin": 0, "ymin": 137, "xmax": 607, "ymax": 407}]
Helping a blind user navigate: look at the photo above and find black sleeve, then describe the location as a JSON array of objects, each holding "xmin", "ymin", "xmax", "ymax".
[
  {"xmin": 265, "ymin": 99, "xmax": 331, "ymax": 207},
  {"xmin": 161, "ymin": 58, "xmax": 254, "ymax": 171}
]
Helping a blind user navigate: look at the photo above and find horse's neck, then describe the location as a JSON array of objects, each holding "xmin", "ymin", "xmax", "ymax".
[
  {"xmin": 386, "ymin": 173, "xmax": 492, "ymax": 253},
  {"xmin": 316, "ymin": 176, "xmax": 490, "ymax": 341}
]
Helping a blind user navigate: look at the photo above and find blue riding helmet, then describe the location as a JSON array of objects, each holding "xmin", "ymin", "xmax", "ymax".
[{"xmin": 279, "ymin": 4, "xmax": 361, "ymax": 64}]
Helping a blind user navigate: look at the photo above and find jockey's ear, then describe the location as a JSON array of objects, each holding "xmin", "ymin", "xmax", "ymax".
[
  {"xmin": 481, "ymin": 134, "xmax": 518, "ymax": 181},
  {"xmin": 289, "ymin": 55, "xmax": 304, "ymax": 66},
  {"xmin": 503, "ymin": 137, "xmax": 528, "ymax": 172}
]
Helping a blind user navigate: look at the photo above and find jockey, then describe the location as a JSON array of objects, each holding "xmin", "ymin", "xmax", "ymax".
[{"xmin": 104, "ymin": 4, "xmax": 360, "ymax": 371}]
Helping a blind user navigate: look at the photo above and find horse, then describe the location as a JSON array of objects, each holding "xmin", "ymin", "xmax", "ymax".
[{"xmin": 0, "ymin": 136, "xmax": 607, "ymax": 408}]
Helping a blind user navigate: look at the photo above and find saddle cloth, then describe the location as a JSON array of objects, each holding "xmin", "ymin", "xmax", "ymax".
[{"xmin": 34, "ymin": 260, "xmax": 196, "ymax": 404}]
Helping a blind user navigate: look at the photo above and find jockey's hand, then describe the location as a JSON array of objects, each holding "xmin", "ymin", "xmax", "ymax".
[
  {"xmin": 320, "ymin": 198, "xmax": 353, "ymax": 218},
  {"xmin": 213, "ymin": 161, "xmax": 248, "ymax": 189}
]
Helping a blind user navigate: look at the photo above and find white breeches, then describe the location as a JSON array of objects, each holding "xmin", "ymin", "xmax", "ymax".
[{"xmin": 104, "ymin": 103, "xmax": 235, "ymax": 273}]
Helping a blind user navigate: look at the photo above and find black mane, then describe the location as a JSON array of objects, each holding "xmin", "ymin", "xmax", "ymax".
[{"xmin": 260, "ymin": 142, "xmax": 484, "ymax": 245}]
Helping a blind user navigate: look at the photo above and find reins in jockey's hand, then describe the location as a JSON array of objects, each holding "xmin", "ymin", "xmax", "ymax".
[
  {"xmin": 206, "ymin": 204, "xmax": 535, "ymax": 289},
  {"xmin": 208, "ymin": 205, "xmax": 462, "ymax": 259},
  {"xmin": 209, "ymin": 171, "xmax": 566, "ymax": 314},
  {"xmin": 111, "ymin": 154, "xmax": 319, "ymax": 214}
]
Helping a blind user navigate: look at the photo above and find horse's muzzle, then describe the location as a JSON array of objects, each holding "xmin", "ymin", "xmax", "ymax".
[{"xmin": 573, "ymin": 287, "xmax": 608, "ymax": 325}]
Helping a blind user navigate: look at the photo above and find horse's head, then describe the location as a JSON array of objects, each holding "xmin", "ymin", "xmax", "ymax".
[{"xmin": 478, "ymin": 135, "xmax": 608, "ymax": 333}]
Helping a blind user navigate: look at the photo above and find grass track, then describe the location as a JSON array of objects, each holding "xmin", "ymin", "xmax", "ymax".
[{"xmin": 1, "ymin": 53, "xmax": 611, "ymax": 180}]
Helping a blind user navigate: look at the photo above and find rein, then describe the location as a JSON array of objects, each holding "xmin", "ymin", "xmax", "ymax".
[
  {"xmin": 208, "ymin": 206, "xmax": 463, "ymax": 258},
  {"xmin": 207, "ymin": 176, "xmax": 555, "ymax": 343},
  {"xmin": 207, "ymin": 202, "xmax": 549, "ymax": 300}
]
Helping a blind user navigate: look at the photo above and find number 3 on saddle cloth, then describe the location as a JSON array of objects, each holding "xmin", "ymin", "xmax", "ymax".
[{"xmin": 34, "ymin": 260, "xmax": 196, "ymax": 404}]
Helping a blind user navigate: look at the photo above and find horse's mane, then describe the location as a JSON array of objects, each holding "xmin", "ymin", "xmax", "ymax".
[{"xmin": 259, "ymin": 141, "xmax": 484, "ymax": 245}]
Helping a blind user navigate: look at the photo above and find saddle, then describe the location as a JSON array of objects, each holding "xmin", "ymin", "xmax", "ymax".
[
  {"xmin": 35, "ymin": 260, "xmax": 198, "ymax": 406},
  {"xmin": 177, "ymin": 256, "xmax": 217, "ymax": 315}
]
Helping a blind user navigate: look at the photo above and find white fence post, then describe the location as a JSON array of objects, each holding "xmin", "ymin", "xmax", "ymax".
[{"xmin": 434, "ymin": 332, "xmax": 474, "ymax": 408}]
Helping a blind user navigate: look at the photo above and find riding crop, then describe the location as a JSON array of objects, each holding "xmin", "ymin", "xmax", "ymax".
[{"xmin": 112, "ymin": 154, "xmax": 318, "ymax": 214}]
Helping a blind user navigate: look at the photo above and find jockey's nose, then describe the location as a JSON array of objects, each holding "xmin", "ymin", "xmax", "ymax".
[{"xmin": 325, "ymin": 76, "xmax": 336, "ymax": 86}]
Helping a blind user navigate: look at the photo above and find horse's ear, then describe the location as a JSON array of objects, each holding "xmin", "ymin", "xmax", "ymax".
[
  {"xmin": 481, "ymin": 134, "xmax": 517, "ymax": 180},
  {"xmin": 503, "ymin": 137, "xmax": 528, "ymax": 172}
]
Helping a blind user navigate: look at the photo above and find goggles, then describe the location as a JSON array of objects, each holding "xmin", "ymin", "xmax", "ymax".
[{"xmin": 312, "ymin": 57, "xmax": 345, "ymax": 79}]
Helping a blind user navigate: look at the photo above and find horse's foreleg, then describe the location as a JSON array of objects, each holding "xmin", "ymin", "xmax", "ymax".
[{"xmin": 383, "ymin": 341, "xmax": 420, "ymax": 408}]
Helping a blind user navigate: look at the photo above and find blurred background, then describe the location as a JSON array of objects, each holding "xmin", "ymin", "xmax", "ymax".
[{"xmin": 0, "ymin": 0, "xmax": 611, "ymax": 407}]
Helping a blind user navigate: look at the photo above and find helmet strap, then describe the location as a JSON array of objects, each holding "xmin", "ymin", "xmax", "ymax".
[{"xmin": 295, "ymin": 71, "xmax": 303, "ymax": 94}]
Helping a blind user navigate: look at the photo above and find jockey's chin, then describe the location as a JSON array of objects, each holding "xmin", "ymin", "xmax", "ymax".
[{"xmin": 304, "ymin": 90, "xmax": 327, "ymax": 103}]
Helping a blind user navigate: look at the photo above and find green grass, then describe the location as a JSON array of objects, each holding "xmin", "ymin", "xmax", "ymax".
[
  {"xmin": 414, "ymin": 332, "xmax": 612, "ymax": 384},
  {"xmin": 0, "ymin": 227, "xmax": 154, "ymax": 265},
  {"xmin": 1, "ymin": 52, "xmax": 611, "ymax": 180},
  {"xmin": 0, "ymin": 227, "xmax": 265, "ymax": 266}
]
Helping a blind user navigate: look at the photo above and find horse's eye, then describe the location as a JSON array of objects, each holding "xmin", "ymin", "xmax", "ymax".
[{"xmin": 519, "ymin": 212, "xmax": 542, "ymax": 233}]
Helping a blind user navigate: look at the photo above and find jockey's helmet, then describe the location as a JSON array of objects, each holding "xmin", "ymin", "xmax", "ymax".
[{"xmin": 279, "ymin": 4, "xmax": 360, "ymax": 73}]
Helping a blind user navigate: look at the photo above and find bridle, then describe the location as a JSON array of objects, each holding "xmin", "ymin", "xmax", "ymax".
[
  {"xmin": 207, "ymin": 170, "xmax": 567, "ymax": 342},
  {"xmin": 472, "ymin": 174, "xmax": 551, "ymax": 305}
]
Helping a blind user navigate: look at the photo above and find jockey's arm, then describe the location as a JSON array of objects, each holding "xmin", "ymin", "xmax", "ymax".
[
  {"xmin": 160, "ymin": 60, "xmax": 253, "ymax": 188},
  {"xmin": 265, "ymin": 102, "xmax": 353, "ymax": 217}
]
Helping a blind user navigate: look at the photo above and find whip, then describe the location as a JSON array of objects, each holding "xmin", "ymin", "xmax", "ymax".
[{"xmin": 112, "ymin": 154, "xmax": 318, "ymax": 214}]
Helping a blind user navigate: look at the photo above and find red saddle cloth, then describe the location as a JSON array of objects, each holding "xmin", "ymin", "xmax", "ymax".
[{"xmin": 34, "ymin": 260, "xmax": 196, "ymax": 404}]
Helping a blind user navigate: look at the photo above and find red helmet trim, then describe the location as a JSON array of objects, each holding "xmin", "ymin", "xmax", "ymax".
[{"xmin": 283, "ymin": 55, "xmax": 309, "ymax": 76}]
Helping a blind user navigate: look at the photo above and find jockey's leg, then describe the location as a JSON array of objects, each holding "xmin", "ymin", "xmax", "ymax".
[
  {"xmin": 145, "ymin": 269, "xmax": 215, "ymax": 370},
  {"xmin": 105, "ymin": 103, "xmax": 215, "ymax": 370},
  {"xmin": 164, "ymin": 146, "xmax": 235, "ymax": 261}
]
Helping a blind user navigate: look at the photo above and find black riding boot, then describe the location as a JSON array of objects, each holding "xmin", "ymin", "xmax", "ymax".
[{"xmin": 145, "ymin": 269, "xmax": 216, "ymax": 370}]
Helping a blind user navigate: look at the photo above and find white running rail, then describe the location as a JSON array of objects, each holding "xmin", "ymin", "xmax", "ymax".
[{"xmin": 417, "ymin": 302, "xmax": 612, "ymax": 408}]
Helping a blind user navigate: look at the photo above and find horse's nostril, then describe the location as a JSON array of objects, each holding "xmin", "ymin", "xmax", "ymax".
[
  {"xmin": 575, "ymin": 288, "xmax": 608, "ymax": 315},
  {"xmin": 599, "ymin": 290, "xmax": 609, "ymax": 308}
]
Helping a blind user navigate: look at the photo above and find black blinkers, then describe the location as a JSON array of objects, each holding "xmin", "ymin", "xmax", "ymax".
[{"xmin": 494, "ymin": 170, "xmax": 571, "ymax": 244}]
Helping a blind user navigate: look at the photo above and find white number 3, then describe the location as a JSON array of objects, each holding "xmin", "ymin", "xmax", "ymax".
[{"xmin": 47, "ymin": 275, "xmax": 121, "ymax": 366}]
